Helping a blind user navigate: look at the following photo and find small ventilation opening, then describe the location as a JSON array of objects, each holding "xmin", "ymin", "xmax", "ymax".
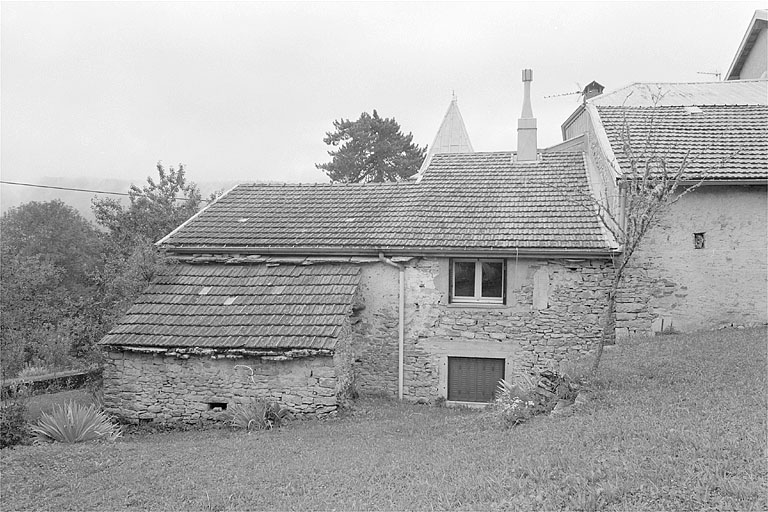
[
  {"xmin": 208, "ymin": 402, "xmax": 227, "ymax": 411},
  {"xmin": 694, "ymin": 232, "xmax": 705, "ymax": 249}
]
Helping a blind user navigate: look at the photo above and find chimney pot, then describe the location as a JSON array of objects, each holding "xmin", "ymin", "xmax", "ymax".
[{"xmin": 522, "ymin": 69, "xmax": 533, "ymax": 82}]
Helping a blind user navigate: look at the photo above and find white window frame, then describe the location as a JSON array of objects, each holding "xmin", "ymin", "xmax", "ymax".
[{"xmin": 450, "ymin": 258, "xmax": 505, "ymax": 304}]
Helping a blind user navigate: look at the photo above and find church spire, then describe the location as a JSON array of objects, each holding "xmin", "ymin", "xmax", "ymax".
[{"xmin": 418, "ymin": 95, "xmax": 474, "ymax": 174}]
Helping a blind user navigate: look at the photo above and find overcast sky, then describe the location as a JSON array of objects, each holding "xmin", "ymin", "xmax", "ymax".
[{"xmin": 1, "ymin": 1, "xmax": 764, "ymax": 187}]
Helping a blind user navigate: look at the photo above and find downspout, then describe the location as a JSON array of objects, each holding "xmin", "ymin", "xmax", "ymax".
[{"xmin": 378, "ymin": 252, "xmax": 404, "ymax": 400}]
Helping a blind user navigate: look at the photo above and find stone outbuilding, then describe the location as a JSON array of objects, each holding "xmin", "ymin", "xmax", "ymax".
[{"xmin": 100, "ymin": 263, "xmax": 361, "ymax": 422}]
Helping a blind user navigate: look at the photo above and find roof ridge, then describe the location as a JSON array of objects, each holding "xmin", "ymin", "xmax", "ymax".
[
  {"xmin": 597, "ymin": 103, "xmax": 768, "ymax": 107},
  {"xmin": 601, "ymin": 79, "xmax": 767, "ymax": 90},
  {"xmin": 238, "ymin": 181, "xmax": 417, "ymax": 188}
]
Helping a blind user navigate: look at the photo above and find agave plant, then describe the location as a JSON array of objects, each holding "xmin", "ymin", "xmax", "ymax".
[
  {"xmin": 30, "ymin": 401, "xmax": 121, "ymax": 444},
  {"xmin": 230, "ymin": 399, "xmax": 293, "ymax": 431}
]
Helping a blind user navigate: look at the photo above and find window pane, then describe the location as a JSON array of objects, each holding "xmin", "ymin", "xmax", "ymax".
[
  {"xmin": 481, "ymin": 261, "xmax": 503, "ymax": 298},
  {"xmin": 454, "ymin": 261, "xmax": 476, "ymax": 297}
]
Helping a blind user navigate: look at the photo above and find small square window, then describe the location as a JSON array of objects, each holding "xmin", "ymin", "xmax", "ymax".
[
  {"xmin": 694, "ymin": 232, "xmax": 705, "ymax": 250},
  {"xmin": 450, "ymin": 259, "xmax": 505, "ymax": 304}
]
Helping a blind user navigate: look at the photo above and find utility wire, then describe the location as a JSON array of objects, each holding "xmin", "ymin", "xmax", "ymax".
[{"xmin": 0, "ymin": 180, "xmax": 210, "ymax": 202}]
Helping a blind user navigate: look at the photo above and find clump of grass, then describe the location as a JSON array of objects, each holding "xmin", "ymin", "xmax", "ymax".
[
  {"xmin": 29, "ymin": 401, "xmax": 121, "ymax": 444},
  {"xmin": 230, "ymin": 399, "xmax": 293, "ymax": 431}
]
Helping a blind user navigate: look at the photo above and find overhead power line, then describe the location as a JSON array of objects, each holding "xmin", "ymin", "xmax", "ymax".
[{"xmin": 0, "ymin": 180, "xmax": 209, "ymax": 202}]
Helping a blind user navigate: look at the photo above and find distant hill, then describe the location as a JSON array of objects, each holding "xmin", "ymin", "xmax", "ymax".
[{"xmin": 1, "ymin": 177, "xmax": 246, "ymax": 224}]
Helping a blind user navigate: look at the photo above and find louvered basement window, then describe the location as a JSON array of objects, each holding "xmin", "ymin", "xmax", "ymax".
[{"xmin": 447, "ymin": 357, "xmax": 505, "ymax": 402}]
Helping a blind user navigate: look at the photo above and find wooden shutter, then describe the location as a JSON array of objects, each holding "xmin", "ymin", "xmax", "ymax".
[{"xmin": 447, "ymin": 357, "xmax": 504, "ymax": 402}]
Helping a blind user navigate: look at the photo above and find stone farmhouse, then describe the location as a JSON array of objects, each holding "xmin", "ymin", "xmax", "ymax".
[
  {"xmin": 100, "ymin": 71, "xmax": 622, "ymax": 423},
  {"xmin": 99, "ymin": 12, "xmax": 767, "ymax": 423}
]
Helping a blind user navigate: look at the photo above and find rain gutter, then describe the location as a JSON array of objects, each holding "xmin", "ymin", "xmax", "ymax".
[{"xmin": 161, "ymin": 245, "xmax": 620, "ymax": 259}]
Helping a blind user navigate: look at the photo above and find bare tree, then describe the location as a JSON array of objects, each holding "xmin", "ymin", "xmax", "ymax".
[
  {"xmin": 588, "ymin": 141, "xmax": 697, "ymax": 378},
  {"xmin": 562, "ymin": 100, "xmax": 730, "ymax": 378}
]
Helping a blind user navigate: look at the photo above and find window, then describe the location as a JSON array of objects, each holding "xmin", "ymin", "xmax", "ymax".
[
  {"xmin": 447, "ymin": 357, "xmax": 505, "ymax": 402},
  {"xmin": 450, "ymin": 259, "xmax": 505, "ymax": 304},
  {"xmin": 694, "ymin": 232, "xmax": 705, "ymax": 249}
]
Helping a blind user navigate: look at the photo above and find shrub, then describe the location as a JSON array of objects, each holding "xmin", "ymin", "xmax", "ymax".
[
  {"xmin": 30, "ymin": 401, "xmax": 121, "ymax": 444},
  {"xmin": 230, "ymin": 399, "xmax": 293, "ymax": 431},
  {"xmin": 493, "ymin": 366, "xmax": 585, "ymax": 428},
  {"xmin": 493, "ymin": 378, "xmax": 549, "ymax": 428},
  {"xmin": 1, "ymin": 399, "xmax": 29, "ymax": 449}
]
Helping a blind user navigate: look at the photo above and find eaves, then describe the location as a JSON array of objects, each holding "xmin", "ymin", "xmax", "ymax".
[{"xmin": 160, "ymin": 245, "xmax": 621, "ymax": 260}]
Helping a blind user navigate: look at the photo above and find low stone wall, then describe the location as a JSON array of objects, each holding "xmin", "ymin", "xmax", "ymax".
[
  {"xmin": 1, "ymin": 367, "xmax": 102, "ymax": 398},
  {"xmin": 102, "ymin": 350, "xmax": 343, "ymax": 424}
]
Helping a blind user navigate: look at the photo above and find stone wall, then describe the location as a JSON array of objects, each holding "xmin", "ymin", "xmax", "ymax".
[
  {"xmin": 350, "ymin": 257, "xmax": 613, "ymax": 402},
  {"xmin": 350, "ymin": 263, "xmax": 400, "ymax": 397},
  {"xmin": 102, "ymin": 349, "xmax": 349, "ymax": 424},
  {"xmin": 616, "ymin": 185, "xmax": 768, "ymax": 336}
]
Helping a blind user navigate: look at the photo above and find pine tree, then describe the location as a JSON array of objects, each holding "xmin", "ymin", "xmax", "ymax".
[{"xmin": 316, "ymin": 110, "xmax": 426, "ymax": 183}]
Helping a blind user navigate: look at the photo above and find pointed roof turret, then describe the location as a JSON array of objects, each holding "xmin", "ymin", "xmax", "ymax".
[{"xmin": 418, "ymin": 94, "xmax": 474, "ymax": 174}]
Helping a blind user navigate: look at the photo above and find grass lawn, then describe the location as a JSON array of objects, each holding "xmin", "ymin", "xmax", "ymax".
[{"xmin": 2, "ymin": 328, "xmax": 766, "ymax": 511}]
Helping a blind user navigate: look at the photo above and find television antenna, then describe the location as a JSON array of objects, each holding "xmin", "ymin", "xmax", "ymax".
[
  {"xmin": 696, "ymin": 70, "xmax": 721, "ymax": 80},
  {"xmin": 544, "ymin": 82, "xmax": 583, "ymax": 102}
]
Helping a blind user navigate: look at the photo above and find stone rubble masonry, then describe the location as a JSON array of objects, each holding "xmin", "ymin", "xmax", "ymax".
[
  {"xmin": 350, "ymin": 263, "xmax": 401, "ymax": 397},
  {"xmin": 615, "ymin": 185, "xmax": 768, "ymax": 337},
  {"xmin": 103, "ymin": 254, "xmax": 615, "ymax": 419},
  {"xmin": 104, "ymin": 184, "xmax": 768, "ymax": 417},
  {"xmin": 350, "ymin": 257, "xmax": 613, "ymax": 402},
  {"xmin": 102, "ymin": 318, "xmax": 356, "ymax": 424}
]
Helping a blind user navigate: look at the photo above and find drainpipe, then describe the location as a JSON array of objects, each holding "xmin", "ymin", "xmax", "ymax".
[{"xmin": 378, "ymin": 252, "xmax": 405, "ymax": 400}]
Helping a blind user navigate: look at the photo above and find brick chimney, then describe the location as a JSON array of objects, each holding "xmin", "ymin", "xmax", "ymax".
[{"xmin": 517, "ymin": 69, "xmax": 538, "ymax": 162}]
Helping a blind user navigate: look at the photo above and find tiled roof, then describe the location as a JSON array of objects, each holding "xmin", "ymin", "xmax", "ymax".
[
  {"xmin": 416, "ymin": 152, "xmax": 609, "ymax": 249},
  {"xmin": 591, "ymin": 80, "xmax": 767, "ymax": 107},
  {"xmin": 161, "ymin": 152, "xmax": 614, "ymax": 252},
  {"xmin": 99, "ymin": 264, "xmax": 359, "ymax": 350},
  {"xmin": 596, "ymin": 105, "xmax": 768, "ymax": 180}
]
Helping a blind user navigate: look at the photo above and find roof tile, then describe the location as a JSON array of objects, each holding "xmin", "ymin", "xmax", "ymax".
[
  {"xmin": 162, "ymin": 152, "xmax": 612, "ymax": 251},
  {"xmin": 99, "ymin": 264, "xmax": 359, "ymax": 350},
  {"xmin": 596, "ymin": 105, "xmax": 768, "ymax": 180}
]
